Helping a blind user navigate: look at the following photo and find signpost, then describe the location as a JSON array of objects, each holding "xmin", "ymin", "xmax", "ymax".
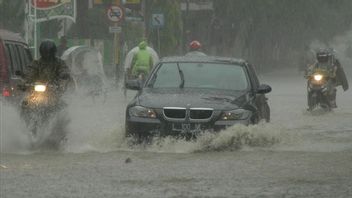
[
  {"xmin": 152, "ymin": 14, "xmax": 164, "ymax": 27},
  {"xmin": 107, "ymin": 5, "xmax": 124, "ymax": 22},
  {"xmin": 152, "ymin": 13, "xmax": 164, "ymax": 54},
  {"xmin": 107, "ymin": 5, "xmax": 124, "ymax": 85},
  {"xmin": 109, "ymin": 26, "xmax": 122, "ymax": 33}
]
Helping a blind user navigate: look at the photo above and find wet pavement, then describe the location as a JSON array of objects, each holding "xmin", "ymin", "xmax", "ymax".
[{"xmin": 1, "ymin": 70, "xmax": 352, "ymax": 198}]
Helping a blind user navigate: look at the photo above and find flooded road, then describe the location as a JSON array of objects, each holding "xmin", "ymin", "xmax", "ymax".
[{"xmin": 1, "ymin": 70, "xmax": 352, "ymax": 198}]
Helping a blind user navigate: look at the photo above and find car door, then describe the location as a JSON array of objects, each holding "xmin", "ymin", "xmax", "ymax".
[
  {"xmin": 245, "ymin": 62, "xmax": 270, "ymax": 122},
  {"xmin": 3, "ymin": 42, "xmax": 32, "ymax": 98}
]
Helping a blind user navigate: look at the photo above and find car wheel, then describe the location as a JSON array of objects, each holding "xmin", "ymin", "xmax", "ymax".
[
  {"xmin": 264, "ymin": 103, "xmax": 270, "ymax": 122},
  {"xmin": 259, "ymin": 103, "xmax": 270, "ymax": 123}
]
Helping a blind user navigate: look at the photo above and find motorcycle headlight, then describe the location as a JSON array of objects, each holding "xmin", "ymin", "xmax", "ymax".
[
  {"xmin": 220, "ymin": 109, "xmax": 251, "ymax": 120},
  {"xmin": 313, "ymin": 74, "xmax": 323, "ymax": 81},
  {"xmin": 129, "ymin": 106, "xmax": 157, "ymax": 118},
  {"xmin": 34, "ymin": 84, "xmax": 46, "ymax": 92}
]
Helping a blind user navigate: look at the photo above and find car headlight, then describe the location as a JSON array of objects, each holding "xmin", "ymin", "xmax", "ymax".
[
  {"xmin": 129, "ymin": 106, "xmax": 157, "ymax": 118},
  {"xmin": 313, "ymin": 74, "xmax": 323, "ymax": 81},
  {"xmin": 220, "ymin": 109, "xmax": 251, "ymax": 120}
]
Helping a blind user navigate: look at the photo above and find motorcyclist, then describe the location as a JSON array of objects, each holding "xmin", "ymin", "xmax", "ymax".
[
  {"xmin": 129, "ymin": 41, "xmax": 154, "ymax": 78},
  {"xmin": 20, "ymin": 40, "xmax": 73, "ymax": 148},
  {"xmin": 23, "ymin": 39, "xmax": 72, "ymax": 94},
  {"xmin": 185, "ymin": 40, "xmax": 207, "ymax": 56},
  {"xmin": 305, "ymin": 48, "xmax": 349, "ymax": 109}
]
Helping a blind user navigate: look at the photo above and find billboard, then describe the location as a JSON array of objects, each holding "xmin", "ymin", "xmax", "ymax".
[{"xmin": 29, "ymin": 0, "xmax": 76, "ymax": 22}]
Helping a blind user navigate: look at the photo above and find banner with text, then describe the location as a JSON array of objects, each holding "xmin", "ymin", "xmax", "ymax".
[{"xmin": 29, "ymin": 0, "xmax": 76, "ymax": 23}]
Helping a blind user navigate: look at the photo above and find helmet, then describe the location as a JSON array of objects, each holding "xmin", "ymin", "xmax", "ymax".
[
  {"xmin": 39, "ymin": 40, "xmax": 57, "ymax": 61},
  {"xmin": 316, "ymin": 48, "xmax": 331, "ymax": 63},
  {"xmin": 189, "ymin": 40, "xmax": 201, "ymax": 51},
  {"xmin": 138, "ymin": 41, "xmax": 147, "ymax": 50}
]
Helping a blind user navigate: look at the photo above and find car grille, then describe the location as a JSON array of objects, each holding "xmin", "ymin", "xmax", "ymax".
[
  {"xmin": 163, "ymin": 107, "xmax": 213, "ymax": 121},
  {"xmin": 190, "ymin": 108, "xmax": 213, "ymax": 119},
  {"xmin": 163, "ymin": 107, "xmax": 186, "ymax": 119}
]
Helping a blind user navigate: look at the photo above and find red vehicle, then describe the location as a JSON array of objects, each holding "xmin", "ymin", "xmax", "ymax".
[{"xmin": 0, "ymin": 29, "xmax": 33, "ymax": 100}]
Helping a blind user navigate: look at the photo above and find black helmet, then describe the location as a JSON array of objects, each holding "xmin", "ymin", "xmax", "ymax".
[
  {"xmin": 39, "ymin": 39, "xmax": 57, "ymax": 61},
  {"xmin": 316, "ymin": 48, "xmax": 331, "ymax": 63}
]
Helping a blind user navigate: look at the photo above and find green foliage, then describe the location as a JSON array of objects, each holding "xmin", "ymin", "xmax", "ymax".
[
  {"xmin": 212, "ymin": 0, "xmax": 352, "ymax": 69},
  {"xmin": 146, "ymin": 0, "xmax": 183, "ymax": 56},
  {"xmin": 122, "ymin": 22, "xmax": 144, "ymax": 47},
  {"xmin": 68, "ymin": 7, "xmax": 111, "ymax": 39}
]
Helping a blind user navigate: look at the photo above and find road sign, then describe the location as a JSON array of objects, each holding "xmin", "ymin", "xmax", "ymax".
[
  {"xmin": 107, "ymin": 5, "xmax": 124, "ymax": 22},
  {"xmin": 123, "ymin": 0, "xmax": 140, "ymax": 4},
  {"xmin": 125, "ymin": 16, "xmax": 143, "ymax": 22},
  {"xmin": 152, "ymin": 13, "xmax": 164, "ymax": 27},
  {"xmin": 109, "ymin": 26, "xmax": 122, "ymax": 33}
]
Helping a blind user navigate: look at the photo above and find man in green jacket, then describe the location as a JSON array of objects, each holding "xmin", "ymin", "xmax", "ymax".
[{"xmin": 130, "ymin": 41, "xmax": 154, "ymax": 78}]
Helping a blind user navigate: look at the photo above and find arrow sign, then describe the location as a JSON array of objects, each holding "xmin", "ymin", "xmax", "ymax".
[{"xmin": 152, "ymin": 13, "xmax": 164, "ymax": 27}]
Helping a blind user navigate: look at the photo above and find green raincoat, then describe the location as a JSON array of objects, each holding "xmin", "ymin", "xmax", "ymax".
[{"xmin": 131, "ymin": 41, "xmax": 153, "ymax": 76}]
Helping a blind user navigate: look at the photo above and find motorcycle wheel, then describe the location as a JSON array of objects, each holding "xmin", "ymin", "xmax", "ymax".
[
  {"xmin": 320, "ymin": 104, "xmax": 331, "ymax": 111},
  {"xmin": 28, "ymin": 122, "xmax": 43, "ymax": 148},
  {"xmin": 318, "ymin": 92, "xmax": 331, "ymax": 112},
  {"xmin": 307, "ymin": 92, "xmax": 317, "ymax": 111}
]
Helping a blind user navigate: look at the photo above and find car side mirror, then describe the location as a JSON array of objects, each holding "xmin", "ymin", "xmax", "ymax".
[
  {"xmin": 257, "ymin": 84, "xmax": 272, "ymax": 94},
  {"xmin": 125, "ymin": 79, "xmax": 142, "ymax": 90}
]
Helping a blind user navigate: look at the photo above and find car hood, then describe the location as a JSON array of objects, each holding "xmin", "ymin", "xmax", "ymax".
[{"xmin": 137, "ymin": 88, "xmax": 249, "ymax": 110}]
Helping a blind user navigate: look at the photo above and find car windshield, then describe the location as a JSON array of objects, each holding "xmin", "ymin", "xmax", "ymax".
[{"xmin": 148, "ymin": 62, "xmax": 249, "ymax": 91}]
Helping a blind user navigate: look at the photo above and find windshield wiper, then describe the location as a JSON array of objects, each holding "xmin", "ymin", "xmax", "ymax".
[
  {"xmin": 177, "ymin": 63, "xmax": 185, "ymax": 88},
  {"xmin": 147, "ymin": 73, "xmax": 157, "ymax": 87}
]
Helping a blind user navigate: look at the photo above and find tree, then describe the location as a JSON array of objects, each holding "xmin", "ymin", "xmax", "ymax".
[
  {"xmin": 146, "ymin": 0, "xmax": 183, "ymax": 56},
  {"xmin": 211, "ymin": 0, "xmax": 352, "ymax": 70}
]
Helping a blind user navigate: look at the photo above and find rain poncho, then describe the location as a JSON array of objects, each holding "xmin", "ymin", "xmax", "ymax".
[
  {"xmin": 24, "ymin": 57, "xmax": 70, "ymax": 86},
  {"xmin": 307, "ymin": 59, "xmax": 348, "ymax": 91},
  {"xmin": 131, "ymin": 41, "xmax": 153, "ymax": 76},
  {"xmin": 123, "ymin": 43, "xmax": 159, "ymax": 74}
]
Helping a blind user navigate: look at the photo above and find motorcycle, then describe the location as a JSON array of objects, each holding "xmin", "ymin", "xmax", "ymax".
[
  {"xmin": 20, "ymin": 81, "xmax": 69, "ymax": 148},
  {"xmin": 123, "ymin": 69, "xmax": 147, "ymax": 97},
  {"xmin": 306, "ymin": 68, "xmax": 332, "ymax": 111}
]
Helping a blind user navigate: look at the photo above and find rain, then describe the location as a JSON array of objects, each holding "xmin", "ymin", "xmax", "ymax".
[{"xmin": 1, "ymin": 0, "xmax": 352, "ymax": 197}]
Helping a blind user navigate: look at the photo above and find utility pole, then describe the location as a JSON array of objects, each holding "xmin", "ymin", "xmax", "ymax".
[
  {"xmin": 183, "ymin": 0, "xmax": 190, "ymax": 53},
  {"xmin": 142, "ymin": 0, "xmax": 147, "ymax": 38},
  {"xmin": 33, "ymin": 0, "xmax": 38, "ymax": 59}
]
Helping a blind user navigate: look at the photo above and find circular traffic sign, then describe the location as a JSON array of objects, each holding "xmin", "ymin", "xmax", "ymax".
[{"xmin": 107, "ymin": 6, "xmax": 124, "ymax": 22}]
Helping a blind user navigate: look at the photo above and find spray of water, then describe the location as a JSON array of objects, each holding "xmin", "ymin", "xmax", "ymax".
[
  {"xmin": 128, "ymin": 123, "xmax": 282, "ymax": 153},
  {"xmin": 0, "ymin": 101, "xmax": 31, "ymax": 153}
]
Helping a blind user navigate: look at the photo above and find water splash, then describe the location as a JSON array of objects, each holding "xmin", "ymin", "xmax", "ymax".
[
  {"xmin": 0, "ymin": 101, "xmax": 31, "ymax": 153},
  {"xmin": 123, "ymin": 122, "xmax": 283, "ymax": 153}
]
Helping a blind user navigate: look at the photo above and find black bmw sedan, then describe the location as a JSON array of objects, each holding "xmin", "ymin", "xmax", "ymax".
[{"xmin": 125, "ymin": 56, "xmax": 271, "ymax": 140}]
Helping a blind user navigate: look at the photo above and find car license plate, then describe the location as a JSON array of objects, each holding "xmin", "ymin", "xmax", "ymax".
[{"xmin": 172, "ymin": 123, "xmax": 201, "ymax": 134}]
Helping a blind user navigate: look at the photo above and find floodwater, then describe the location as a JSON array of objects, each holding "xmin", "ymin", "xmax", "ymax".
[{"xmin": 1, "ymin": 69, "xmax": 352, "ymax": 198}]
